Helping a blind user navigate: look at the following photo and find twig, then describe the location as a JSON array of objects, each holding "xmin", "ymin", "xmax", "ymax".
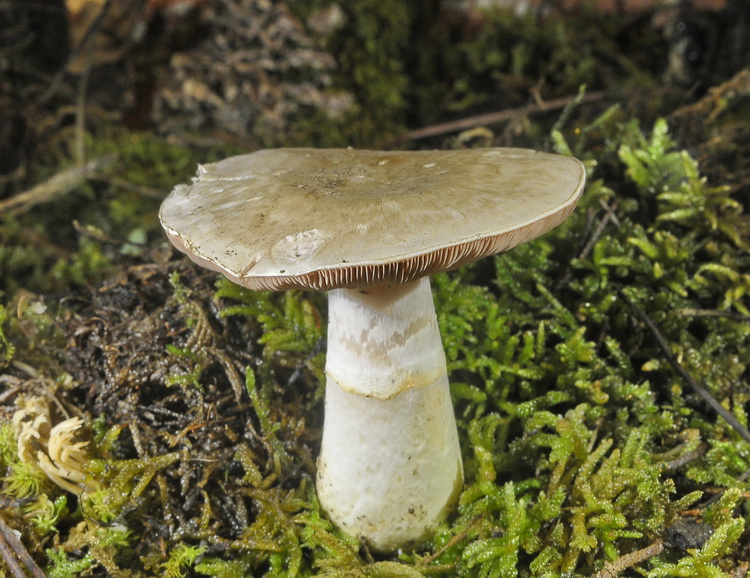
[
  {"xmin": 579, "ymin": 199, "xmax": 621, "ymax": 262},
  {"xmin": 0, "ymin": 382, "xmax": 22, "ymax": 404},
  {"xmin": 391, "ymin": 91, "xmax": 607, "ymax": 144},
  {"xmin": 702, "ymin": 487, "xmax": 750, "ymax": 500},
  {"xmin": 102, "ymin": 177, "xmax": 164, "ymax": 199},
  {"xmin": 0, "ymin": 155, "xmax": 117, "ymax": 216},
  {"xmin": 621, "ymin": 291, "xmax": 750, "ymax": 446},
  {"xmin": 0, "ymin": 535, "xmax": 26, "ymax": 578},
  {"xmin": 664, "ymin": 441, "xmax": 709, "ymax": 470},
  {"xmin": 555, "ymin": 199, "xmax": 620, "ymax": 292},
  {"xmin": 0, "ymin": 517, "xmax": 46, "ymax": 578},
  {"xmin": 589, "ymin": 539, "xmax": 665, "ymax": 578},
  {"xmin": 674, "ymin": 308, "xmax": 750, "ymax": 322},
  {"xmin": 417, "ymin": 515, "xmax": 483, "ymax": 566},
  {"xmin": 72, "ymin": 219, "xmax": 147, "ymax": 248},
  {"xmin": 699, "ymin": 466, "xmax": 750, "ymax": 508},
  {"xmin": 550, "ymin": 84, "xmax": 588, "ymax": 137},
  {"xmin": 38, "ymin": 0, "xmax": 116, "ymax": 105},
  {"xmin": 75, "ymin": 45, "xmax": 94, "ymax": 166}
]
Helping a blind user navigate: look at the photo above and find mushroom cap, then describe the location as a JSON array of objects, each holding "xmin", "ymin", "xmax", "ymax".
[{"xmin": 159, "ymin": 148, "xmax": 585, "ymax": 291}]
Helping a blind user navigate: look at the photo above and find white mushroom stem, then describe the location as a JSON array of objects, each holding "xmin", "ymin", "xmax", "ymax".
[{"xmin": 317, "ymin": 277, "xmax": 463, "ymax": 552}]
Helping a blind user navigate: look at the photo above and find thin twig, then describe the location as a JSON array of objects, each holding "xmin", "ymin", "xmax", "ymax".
[
  {"xmin": 0, "ymin": 155, "xmax": 117, "ymax": 216},
  {"xmin": 674, "ymin": 308, "xmax": 750, "ymax": 322},
  {"xmin": 0, "ymin": 383, "xmax": 22, "ymax": 404},
  {"xmin": 0, "ymin": 517, "xmax": 46, "ymax": 578},
  {"xmin": 579, "ymin": 199, "xmax": 621, "ymax": 262},
  {"xmin": 550, "ymin": 84, "xmax": 588, "ymax": 137},
  {"xmin": 38, "ymin": 0, "xmax": 116, "ymax": 105},
  {"xmin": 702, "ymin": 487, "xmax": 750, "ymax": 500},
  {"xmin": 0, "ymin": 535, "xmax": 26, "ymax": 578},
  {"xmin": 621, "ymin": 291, "xmax": 750, "ymax": 446},
  {"xmin": 664, "ymin": 442, "xmax": 710, "ymax": 470},
  {"xmin": 417, "ymin": 515, "xmax": 483, "ymax": 566},
  {"xmin": 699, "ymin": 466, "xmax": 750, "ymax": 508},
  {"xmin": 75, "ymin": 45, "xmax": 94, "ymax": 166},
  {"xmin": 103, "ymin": 177, "xmax": 164, "ymax": 199},
  {"xmin": 72, "ymin": 219, "xmax": 147, "ymax": 248},
  {"xmin": 390, "ymin": 91, "xmax": 607, "ymax": 144},
  {"xmin": 589, "ymin": 539, "xmax": 665, "ymax": 578},
  {"xmin": 555, "ymin": 198, "xmax": 620, "ymax": 292}
]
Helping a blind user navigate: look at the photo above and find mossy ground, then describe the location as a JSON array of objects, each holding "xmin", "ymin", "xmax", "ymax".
[{"xmin": 1, "ymin": 1, "xmax": 750, "ymax": 576}]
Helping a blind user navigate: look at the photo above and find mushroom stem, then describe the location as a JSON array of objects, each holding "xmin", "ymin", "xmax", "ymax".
[{"xmin": 317, "ymin": 277, "xmax": 463, "ymax": 552}]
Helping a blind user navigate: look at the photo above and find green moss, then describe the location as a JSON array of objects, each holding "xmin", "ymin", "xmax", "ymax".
[
  {"xmin": 1, "ymin": 422, "xmax": 51, "ymax": 499},
  {"xmin": 84, "ymin": 452, "xmax": 182, "ymax": 524},
  {"xmin": 0, "ymin": 303, "xmax": 15, "ymax": 367},
  {"xmin": 45, "ymin": 548, "xmax": 96, "ymax": 578},
  {"xmin": 215, "ymin": 277, "xmax": 326, "ymax": 391},
  {"xmin": 160, "ymin": 543, "xmax": 206, "ymax": 578},
  {"xmin": 24, "ymin": 494, "xmax": 69, "ymax": 536}
]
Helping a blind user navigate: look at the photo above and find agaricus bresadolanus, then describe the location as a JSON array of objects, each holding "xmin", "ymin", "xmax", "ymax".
[{"xmin": 159, "ymin": 147, "xmax": 585, "ymax": 552}]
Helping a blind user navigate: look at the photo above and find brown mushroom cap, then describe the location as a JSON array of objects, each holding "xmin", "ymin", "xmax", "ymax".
[{"xmin": 159, "ymin": 148, "xmax": 585, "ymax": 291}]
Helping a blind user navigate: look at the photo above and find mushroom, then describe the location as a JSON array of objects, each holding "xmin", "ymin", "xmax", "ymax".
[{"xmin": 159, "ymin": 147, "xmax": 585, "ymax": 552}]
